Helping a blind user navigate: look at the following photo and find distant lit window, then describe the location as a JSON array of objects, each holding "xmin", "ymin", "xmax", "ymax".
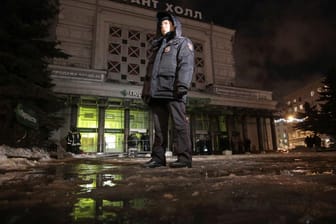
[
  {"xmin": 287, "ymin": 101, "xmax": 291, "ymax": 105},
  {"xmin": 310, "ymin": 91, "xmax": 315, "ymax": 97},
  {"xmin": 299, "ymin": 104, "xmax": 304, "ymax": 110},
  {"xmin": 317, "ymin": 87, "xmax": 322, "ymax": 93},
  {"xmin": 294, "ymin": 106, "xmax": 298, "ymax": 112},
  {"xmin": 293, "ymin": 99, "xmax": 296, "ymax": 103}
]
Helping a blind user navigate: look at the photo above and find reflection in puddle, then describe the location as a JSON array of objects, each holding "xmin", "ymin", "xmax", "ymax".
[
  {"xmin": 72, "ymin": 197, "xmax": 147, "ymax": 223},
  {"xmin": 69, "ymin": 163, "xmax": 148, "ymax": 223},
  {"xmin": 78, "ymin": 173, "xmax": 123, "ymax": 193},
  {"xmin": 70, "ymin": 163, "xmax": 146, "ymax": 222}
]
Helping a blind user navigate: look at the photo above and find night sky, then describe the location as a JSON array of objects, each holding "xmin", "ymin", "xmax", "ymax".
[{"xmin": 165, "ymin": 0, "xmax": 336, "ymax": 99}]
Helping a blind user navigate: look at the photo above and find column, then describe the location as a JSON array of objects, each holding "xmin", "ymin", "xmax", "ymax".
[
  {"xmin": 189, "ymin": 113, "xmax": 196, "ymax": 153},
  {"xmin": 241, "ymin": 115, "xmax": 248, "ymax": 141},
  {"xmin": 70, "ymin": 96, "xmax": 80, "ymax": 129},
  {"xmin": 97, "ymin": 98, "xmax": 107, "ymax": 153},
  {"xmin": 256, "ymin": 116, "xmax": 264, "ymax": 151},
  {"xmin": 270, "ymin": 116, "xmax": 278, "ymax": 151},
  {"xmin": 124, "ymin": 99, "xmax": 130, "ymax": 154},
  {"xmin": 226, "ymin": 115, "xmax": 233, "ymax": 151},
  {"xmin": 149, "ymin": 109, "xmax": 154, "ymax": 152}
]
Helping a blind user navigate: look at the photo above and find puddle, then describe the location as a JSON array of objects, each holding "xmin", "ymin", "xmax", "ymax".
[
  {"xmin": 72, "ymin": 197, "xmax": 148, "ymax": 223},
  {"xmin": 0, "ymin": 163, "xmax": 131, "ymax": 224},
  {"xmin": 78, "ymin": 173, "xmax": 122, "ymax": 193},
  {"xmin": 2, "ymin": 154, "xmax": 336, "ymax": 224}
]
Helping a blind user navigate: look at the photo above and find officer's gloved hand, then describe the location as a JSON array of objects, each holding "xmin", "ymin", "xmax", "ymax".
[{"xmin": 175, "ymin": 86, "xmax": 188, "ymax": 98}]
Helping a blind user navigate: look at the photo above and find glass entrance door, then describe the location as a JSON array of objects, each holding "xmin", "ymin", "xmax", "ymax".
[
  {"xmin": 104, "ymin": 133, "xmax": 124, "ymax": 153},
  {"xmin": 105, "ymin": 109, "xmax": 124, "ymax": 153},
  {"xmin": 78, "ymin": 107, "xmax": 98, "ymax": 153},
  {"xmin": 130, "ymin": 110, "xmax": 149, "ymax": 152}
]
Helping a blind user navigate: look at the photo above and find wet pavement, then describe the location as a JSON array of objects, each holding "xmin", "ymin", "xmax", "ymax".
[{"xmin": 1, "ymin": 152, "xmax": 336, "ymax": 224}]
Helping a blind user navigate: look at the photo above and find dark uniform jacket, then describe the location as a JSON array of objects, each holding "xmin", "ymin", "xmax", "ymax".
[{"xmin": 141, "ymin": 12, "xmax": 194, "ymax": 104}]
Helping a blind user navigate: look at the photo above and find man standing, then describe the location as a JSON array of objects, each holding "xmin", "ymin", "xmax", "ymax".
[
  {"xmin": 66, "ymin": 127, "xmax": 81, "ymax": 154},
  {"xmin": 142, "ymin": 11, "xmax": 194, "ymax": 168}
]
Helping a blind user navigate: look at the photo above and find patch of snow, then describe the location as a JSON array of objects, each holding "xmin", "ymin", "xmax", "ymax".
[{"xmin": 0, "ymin": 145, "xmax": 51, "ymax": 171}]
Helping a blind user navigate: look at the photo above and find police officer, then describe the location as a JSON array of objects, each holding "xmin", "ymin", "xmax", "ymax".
[
  {"xmin": 142, "ymin": 12, "xmax": 194, "ymax": 168},
  {"xmin": 66, "ymin": 127, "xmax": 81, "ymax": 154}
]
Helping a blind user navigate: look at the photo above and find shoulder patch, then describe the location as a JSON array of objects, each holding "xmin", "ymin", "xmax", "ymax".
[
  {"xmin": 164, "ymin": 46, "xmax": 171, "ymax": 53},
  {"xmin": 187, "ymin": 42, "xmax": 194, "ymax": 51}
]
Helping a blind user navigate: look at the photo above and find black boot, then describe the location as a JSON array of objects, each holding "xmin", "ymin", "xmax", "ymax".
[
  {"xmin": 143, "ymin": 159, "xmax": 166, "ymax": 168},
  {"xmin": 169, "ymin": 160, "xmax": 192, "ymax": 168}
]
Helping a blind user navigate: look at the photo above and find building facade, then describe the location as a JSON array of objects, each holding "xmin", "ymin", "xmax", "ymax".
[
  {"xmin": 50, "ymin": 0, "xmax": 277, "ymax": 154},
  {"xmin": 275, "ymin": 77, "xmax": 332, "ymax": 150}
]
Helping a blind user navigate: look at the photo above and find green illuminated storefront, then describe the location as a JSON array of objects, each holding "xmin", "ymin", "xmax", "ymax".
[
  {"xmin": 70, "ymin": 97, "xmax": 230, "ymax": 154},
  {"xmin": 74, "ymin": 100, "xmax": 150, "ymax": 153}
]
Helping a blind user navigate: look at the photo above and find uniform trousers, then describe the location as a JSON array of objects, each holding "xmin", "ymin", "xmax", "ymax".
[{"xmin": 150, "ymin": 100, "xmax": 192, "ymax": 163}]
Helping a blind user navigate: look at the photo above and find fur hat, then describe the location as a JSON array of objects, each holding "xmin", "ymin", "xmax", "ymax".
[{"xmin": 157, "ymin": 12, "xmax": 174, "ymax": 25}]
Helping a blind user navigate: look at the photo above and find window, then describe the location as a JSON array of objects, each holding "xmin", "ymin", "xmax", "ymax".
[
  {"xmin": 146, "ymin": 33, "xmax": 155, "ymax": 43},
  {"xmin": 128, "ymin": 30, "xmax": 140, "ymax": 41},
  {"xmin": 194, "ymin": 43, "xmax": 203, "ymax": 53},
  {"xmin": 128, "ymin": 46, "xmax": 140, "ymax": 57},
  {"xmin": 128, "ymin": 64, "xmax": 139, "ymax": 76},
  {"xmin": 78, "ymin": 107, "xmax": 98, "ymax": 128},
  {"xmin": 108, "ymin": 43, "xmax": 121, "ymax": 55},
  {"xmin": 105, "ymin": 109, "xmax": 124, "ymax": 129},
  {"xmin": 110, "ymin": 27, "xmax": 121, "ymax": 37},
  {"xmin": 192, "ymin": 42, "xmax": 206, "ymax": 89},
  {"xmin": 195, "ymin": 113, "xmax": 210, "ymax": 130},
  {"xmin": 130, "ymin": 110, "xmax": 149, "ymax": 130},
  {"xmin": 195, "ymin": 57, "xmax": 204, "ymax": 67},
  {"xmin": 196, "ymin": 73, "xmax": 205, "ymax": 83},
  {"xmin": 108, "ymin": 61, "xmax": 120, "ymax": 73}
]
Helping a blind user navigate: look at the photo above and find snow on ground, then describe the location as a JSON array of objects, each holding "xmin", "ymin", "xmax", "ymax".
[{"xmin": 0, "ymin": 145, "xmax": 52, "ymax": 170}]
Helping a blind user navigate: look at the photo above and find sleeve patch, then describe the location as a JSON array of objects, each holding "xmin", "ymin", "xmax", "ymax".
[{"xmin": 187, "ymin": 42, "xmax": 194, "ymax": 51}]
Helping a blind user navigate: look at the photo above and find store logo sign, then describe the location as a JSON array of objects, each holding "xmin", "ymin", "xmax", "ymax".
[{"xmin": 120, "ymin": 89, "xmax": 142, "ymax": 98}]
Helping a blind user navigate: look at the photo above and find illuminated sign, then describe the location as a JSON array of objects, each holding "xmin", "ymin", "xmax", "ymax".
[
  {"xmin": 109, "ymin": 0, "xmax": 203, "ymax": 20},
  {"xmin": 120, "ymin": 89, "xmax": 142, "ymax": 98},
  {"xmin": 128, "ymin": 90, "xmax": 142, "ymax": 98}
]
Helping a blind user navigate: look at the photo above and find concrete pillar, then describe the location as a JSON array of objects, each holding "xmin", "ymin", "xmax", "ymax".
[
  {"xmin": 124, "ymin": 99, "xmax": 130, "ymax": 154},
  {"xmin": 242, "ymin": 115, "xmax": 248, "ymax": 141},
  {"xmin": 270, "ymin": 116, "xmax": 278, "ymax": 151},
  {"xmin": 226, "ymin": 115, "xmax": 233, "ymax": 150},
  {"xmin": 70, "ymin": 96, "xmax": 80, "ymax": 129},
  {"xmin": 256, "ymin": 116, "xmax": 264, "ymax": 151},
  {"xmin": 97, "ymin": 98, "xmax": 107, "ymax": 153},
  {"xmin": 149, "ymin": 109, "xmax": 154, "ymax": 152}
]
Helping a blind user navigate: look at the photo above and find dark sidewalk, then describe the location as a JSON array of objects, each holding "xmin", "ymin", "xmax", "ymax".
[{"xmin": 1, "ymin": 152, "xmax": 336, "ymax": 224}]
